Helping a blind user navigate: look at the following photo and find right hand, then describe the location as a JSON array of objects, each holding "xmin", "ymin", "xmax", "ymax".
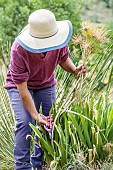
[{"xmin": 37, "ymin": 114, "xmax": 49, "ymax": 126}]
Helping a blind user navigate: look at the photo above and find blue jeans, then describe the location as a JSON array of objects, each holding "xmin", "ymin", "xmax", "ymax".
[{"xmin": 7, "ymin": 86, "xmax": 56, "ymax": 170}]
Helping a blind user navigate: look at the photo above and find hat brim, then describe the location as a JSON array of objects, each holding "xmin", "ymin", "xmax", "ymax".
[{"xmin": 16, "ymin": 20, "xmax": 73, "ymax": 53}]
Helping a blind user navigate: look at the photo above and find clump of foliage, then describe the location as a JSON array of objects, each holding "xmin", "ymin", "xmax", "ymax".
[
  {"xmin": 71, "ymin": 21, "xmax": 113, "ymax": 101},
  {"xmin": 29, "ymin": 94, "xmax": 113, "ymax": 169},
  {"xmin": 0, "ymin": 82, "xmax": 15, "ymax": 170},
  {"xmin": 72, "ymin": 20, "xmax": 110, "ymax": 64}
]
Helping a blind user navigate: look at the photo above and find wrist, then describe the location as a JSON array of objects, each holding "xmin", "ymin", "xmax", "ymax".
[
  {"xmin": 35, "ymin": 115, "xmax": 39, "ymax": 122},
  {"xmin": 73, "ymin": 67, "xmax": 77, "ymax": 75},
  {"xmin": 32, "ymin": 113, "xmax": 39, "ymax": 122}
]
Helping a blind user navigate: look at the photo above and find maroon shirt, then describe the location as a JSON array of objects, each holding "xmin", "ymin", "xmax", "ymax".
[{"xmin": 4, "ymin": 41, "xmax": 69, "ymax": 89}]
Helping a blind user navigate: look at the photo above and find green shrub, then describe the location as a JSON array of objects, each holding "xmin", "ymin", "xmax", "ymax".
[
  {"xmin": 29, "ymin": 95, "xmax": 113, "ymax": 169},
  {"xmin": 0, "ymin": 0, "xmax": 82, "ymax": 55}
]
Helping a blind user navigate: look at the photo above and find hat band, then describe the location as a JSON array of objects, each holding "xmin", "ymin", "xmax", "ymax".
[{"xmin": 29, "ymin": 29, "xmax": 59, "ymax": 39}]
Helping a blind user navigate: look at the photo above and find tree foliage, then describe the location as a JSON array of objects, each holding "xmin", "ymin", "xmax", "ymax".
[{"xmin": 0, "ymin": 0, "xmax": 82, "ymax": 54}]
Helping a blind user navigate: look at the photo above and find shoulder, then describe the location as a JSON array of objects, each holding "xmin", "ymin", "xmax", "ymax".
[
  {"xmin": 50, "ymin": 45, "xmax": 69, "ymax": 56},
  {"xmin": 11, "ymin": 40, "xmax": 27, "ymax": 53},
  {"xmin": 11, "ymin": 40, "xmax": 28, "ymax": 57},
  {"xmin": 59, "ymin": 45, "xmax": 70, "ymax": 55}
]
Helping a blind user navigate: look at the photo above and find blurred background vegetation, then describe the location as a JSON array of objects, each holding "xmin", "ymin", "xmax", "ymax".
[
  {"xmin": 0, "ymin": 0, "xmax": 113, "ymax": 65},
  {"xmin": 0, "ymin": 0, "xmax": 113, "ymax": 170}
]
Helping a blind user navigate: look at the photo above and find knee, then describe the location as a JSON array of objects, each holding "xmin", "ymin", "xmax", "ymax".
[{"xmin": 15, "ymin": 118, "xmax": 33, "ymax": 135}]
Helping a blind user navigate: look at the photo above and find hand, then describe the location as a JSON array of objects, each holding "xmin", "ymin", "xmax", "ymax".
[
  {"xmin": 37, "ymin": 114, "xmax": 49, "ymax": 126},
  {"xmin": 44, "ymin": 114, "xmax": 53, "ymax": 132},
  {"xmin": 74, "ymin": 65, "xmax": 87, "ymax": 77}
]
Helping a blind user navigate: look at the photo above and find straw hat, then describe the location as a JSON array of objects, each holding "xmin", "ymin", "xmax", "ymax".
[{"xmin": 16, "ymin": 9, "xmax": 73, "ymax": 53}]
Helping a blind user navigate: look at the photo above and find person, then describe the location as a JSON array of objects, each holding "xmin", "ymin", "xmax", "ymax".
[{"xmin": 4, "ymin": 9, "xmax": 86, "ymax": 170}]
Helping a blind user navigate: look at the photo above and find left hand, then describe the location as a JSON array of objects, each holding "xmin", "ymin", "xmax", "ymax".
[{"xmin": 73, "ymin": 65, "xmax": 87, "ymax": 77}]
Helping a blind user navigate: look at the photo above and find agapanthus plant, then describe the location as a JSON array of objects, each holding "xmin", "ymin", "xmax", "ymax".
[
  {"xmin": 72, "ymin": 20, "xmax": 110, "ymax": 64},
  {"xmin": 71, "ymin": 21, "xmax": 112, "ymax": 104}
]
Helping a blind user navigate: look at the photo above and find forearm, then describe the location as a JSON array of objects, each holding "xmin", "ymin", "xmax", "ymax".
[
  {"xmin": 59, "ymin": 57, "xmax": 76, "ymax": 74},
  {"xmin": 20, "ymin": 91, "xmax": 38, "ymax": 120},
  {"xmin": 16, "ymin": 82, "xmax": 38, "ymax": 121}
]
